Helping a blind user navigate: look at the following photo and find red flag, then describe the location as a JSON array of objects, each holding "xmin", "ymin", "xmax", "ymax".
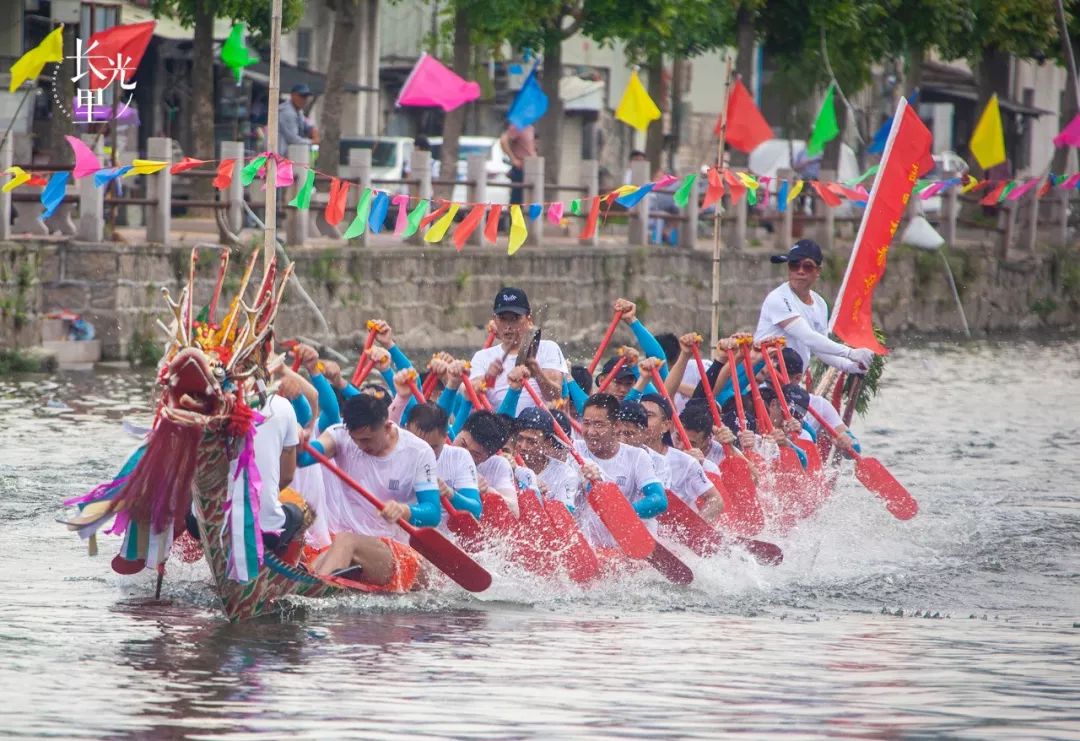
[
  {"xmin": 170, "ymin": 156, "xmax": 206, "ymax": 174},
  {"xmin": 85, "ymin": 21, "xmax": 156, "ymax": 91},
  {"xmin": 980, "ymin": 182, "xmax": 1007, "ymax": 206},
  {"xmin": 212, "ymin": 159, "xmax": 236, "ymax": 189},
  {"xmin": 723, "ymin": 169, "xmax": 746, "ymax": 203},
  {"xmin": 578, "ymin": 196, "xmax": 601, "ymax": 240},
  {"xmin": 483, "ymin": 204, "xmax": 503, "ymax": 243},
  {"xmin": 453, "ymin": 204, "xmax": 486, "ymax": 251},
  {"xmin": 324, "ymin": 178, "xmax": 350, "ymax": 226},
  {"xmin": 701, "ymin": 168, "xmax": 724, "ymax": 209},
  {"xmin": 811, "ymin": 180, "xmax": 842, "ymax": 208},
  {"xmin": 716, "ymin": 79, "xmax": 773, "ymax": 153},
  {"xmin": 420, "ymin": 201, "xmax": 450, "ymax": 230},
  {"xmin": 830, "ymin": 98, "xmax": 932, "ymax": 354}
]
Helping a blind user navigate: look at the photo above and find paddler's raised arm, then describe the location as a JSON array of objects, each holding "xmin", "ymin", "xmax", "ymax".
[
  {"xmin": 614, "ymin": 297, "xmax": 669, "ymax": 380},
  {"xmin": 296, "ymin": 428, "xmax": 338, "ymax": 467}
]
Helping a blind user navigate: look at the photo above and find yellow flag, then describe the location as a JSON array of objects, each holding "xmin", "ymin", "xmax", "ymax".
[
  {"xmin": 123, "ymin": 160, "xmax": 170, "ymax": 177},
  {"xmin": 507, "ymin": 205, "xmax": 527, "ymax": 255},
  {"xmin": 970, "ymin": 94, "xmax": 1006, "ymax": 170},
  {"xmin": 787, "ymin": 180, "xmax": 804, "ymax": 203},
  {"xmin": 612, "ymin": 184, "xmax": 638, "ymax": 197},
  {"xmin": 423, "ymin": 203, "xmax": 460, "ymax": 243},
  {"xmin": 2, "ymin": 166, "xmax": 31, "ymax": 193},
  {"xmin": 9, "ymin": 25, "xmax": 65, "ymax": 93},
  {"xmin": 615, "ymin": 71, "xmax": 661, "ymax": 133}
]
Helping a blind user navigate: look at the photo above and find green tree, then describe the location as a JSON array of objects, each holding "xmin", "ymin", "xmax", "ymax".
[{"xmin": 320, "ymin": 0, "xmax": 361, "ymax": 179}]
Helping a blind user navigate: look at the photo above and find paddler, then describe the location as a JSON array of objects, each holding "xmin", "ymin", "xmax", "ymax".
[
  {"xmin": 297, "ymin": 394, "xmax": 441, "ymax": 591},
  {"xmin": 756, "ymin": 239, "xmax": 875, "ymax": 374},
  {"xmin": 512, "ymin": 407, "xmax": 581, "ymax": 508}
]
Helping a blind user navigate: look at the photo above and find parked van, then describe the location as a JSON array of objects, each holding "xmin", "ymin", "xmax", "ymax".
[{"xmin": 339, "ymin": 136, "xmax": 414, "ymax": 185}]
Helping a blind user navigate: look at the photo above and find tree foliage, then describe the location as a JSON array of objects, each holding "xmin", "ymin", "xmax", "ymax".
[{"xmin": 149, "ymin": 0, "xmax": 306, "ymax": 36}]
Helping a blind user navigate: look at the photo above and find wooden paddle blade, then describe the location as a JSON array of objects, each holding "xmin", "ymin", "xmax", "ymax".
[
  {"xmin": 544, "ymin": 499, "xmax": 601, "ymax": 584},
  {"xmin": 111, "ymin": 554, "xmax": 146, "ymax": 575},
  {"xmin": 586, "ymin": 483, "xmax": 655, "ymax": 559},
  {"xmin": 657, "ymin": 491, "xmax": 726, "ymax": 557},
  {"xmin": 646, "ymin": 540, "xmax": 694, "ymax": 585},
  {"xmin": 712, "ymin": 464, "xmax": 764, "ymax": 537},
  {"xmin": 855, "ymin": 457, "xmax": 919, "ymax": 520},
  {"xmin": 409, "ymin": 527, "xmax": 492, "ymax": 593},
  {"xmin": 736, "ymin": 538, "xmax": 784, "ymax": 565}
]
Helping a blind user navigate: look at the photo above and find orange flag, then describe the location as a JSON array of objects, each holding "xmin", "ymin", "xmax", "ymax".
[
  {"xmin": 716, "ymin": 79, "xmax": 773, "ymax": 153},
  {"xmin": 324, "ymin": 178, "xmax": 350, "ymax": 226},
  {"xmin": 212, "ymin": 159, "xmax": 236, "ymax": 189}
]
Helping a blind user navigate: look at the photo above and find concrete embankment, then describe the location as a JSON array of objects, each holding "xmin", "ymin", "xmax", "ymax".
[{"xmin": 2, "ymin": 238, "xmax": 1078, "ymax": 360}]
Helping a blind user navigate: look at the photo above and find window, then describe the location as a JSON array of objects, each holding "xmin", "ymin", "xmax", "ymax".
[{"xmin": 297, "ymin": 28, "xmax": 312, "ymax": 70}]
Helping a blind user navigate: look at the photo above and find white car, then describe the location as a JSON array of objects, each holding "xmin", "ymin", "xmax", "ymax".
[
  {"xmin": 428, "ymin": 135, "xmax": 513, "ymax": 205},
  {"xmin": 339, "ymin": 136, "xmax": 414, "ymax": 184}
]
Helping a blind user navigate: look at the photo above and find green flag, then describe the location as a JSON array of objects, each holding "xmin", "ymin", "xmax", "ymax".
[
  {"xmin": 570, "ymin": 199, "xmax": 581, "ymax": 216},
  {"xmin": 240, "ymin": 155, "xmax": 267, "ymax": 186},
  {"xmin": 402, "ymin": 199, "xmax": 429, "ymax": 238},
  {"xmin": 673, "ymin": 174, "xmax": 697, "ymax": 208},
  {"xmin": 288, "ymin": 169, "xmax": 317, "ymax": 210},
  {"xmin": 221, "ymin": 24, "xmax": 260, "ymax": 82},
  {"xmin": 806, "ymin": 84, "xmax": 839, "ymax": 156},
  {"xmin": 343, "ymin": 188, "xmax": 374, "ymax": 239}
]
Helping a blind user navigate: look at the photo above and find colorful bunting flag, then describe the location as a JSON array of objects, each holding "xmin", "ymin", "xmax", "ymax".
[
  {"xmin": 1006, "ymin": 179, "xmax": 1039, "ymax": 201},
  {"xmin": 396, "ymin": 53, "xmax": 481, "ymax": 112},
  {"xmin": 724, "ymin": 169, "xmax": 747, "ymax": 203},
  {"xmin": 324, "ymin": 179, "xmax": 350, "ymax": 226},
  {"xmin": 391, "ymin": 194, "xmax": 410, "ymax": 235},
  {"xmin": 579, "ymin": 196, "xmax": 601, "ymax": 240},
  {"xmin": 1054, "ymin": 112, "xmax": 1080, "ymax": 148},
  {"xmin": 811, "ymin": 180, "xmax": 841, "ymax": 208},
  {"xmin": 213, "ymin": 159, "xmax": 237, "ymax": 189},
  {"xmin": 241, "ymin": 155, "xmax": 268, "ymax": 186},
  {"xmin": 615, "ymin": 71, "xmax": 661, "ymax": 133},
  {"xmin": 717, "ymin": 79, "xmax": 773, "ymax": 153},
  {"xmin": 788, "ymin": 180, "xmax": 804, "ymax": 202},
  {"xmin": 424, "ymin": 203, "xmax": 460, "ymax": 243},
  {"xmin": 402, "ymin": 200, "xmax": 430, "ymax": 238},
  {"xmin": 221, "ymin": 24, "xmax": 259, "ymax": 82},
  {"xmin": 701, "ymin": 168, "xmax": 724, "ymax": 210},
  {"xmin": 170, "ymin": 157, "xmax": 207, "ymax": 174},
  {"xmin": 8, "ymin": 25, "xmax": 64, "ymax": 93},
  {"xmin": 64, "ymin": 137, "xmax": 101, "ymax": 180},
  {"xmin": 980, "ymin": 182, "xmax": 1007, "ymax": 205},
  {"xmin": 673, "ymin": 174, "xmax": 696, "ymax": 208},
  {"xmin": 40, "ymin": 171, "xmax": 69, "ymax": 220},
  {"xmin": 868, "ymin": 91, "xmax": 919, "ymax": 155},
  {"xmin": 807, "ymin": 84, "xmax": 839, "ymax": 156},
  {"xmin": 94, "ymin": 166, "xmax": 132, "ymax": 188},
  {"xmin": 343, "ymin": 188, "xmax": 374, "ymax": 239},
  {"xmin": 507, "ymin": 66, "xmax": 549, "ymax": 129},
  {"xmin": 507, "ymin": 205, "xmax": 527, "ymax": 254},
  {"xmin": 368, "ymin": 191, "xmax": 390, "ymax": 233},
  {"xmin": 85, "ymin": 21, "xmax": 155, "ymax": 90},
  {"xmin": 484, "ymin": 205, "xmax": 503, "ymax": 243},
  {"xmin": 547, "ymin": 201, "xmax": 564, "ymax": 225},
  {"xmin": 616, "ymin": 184, "xmax": 653, "ymax": 208},
  {"xmin": 124, "ymin": 159, "xmax": 169, "ymax": 177},
  {"xmin": 274, "ymin": 155, "xmax": 294, "ymax": 188},
  {"xmin": 453, "ymin": 204, "xmax": 487, "ymax": 251},
  {"xmin": 2, "ymin": 166, "xmax": 31, "ymax": 193},
  {"xmin": 288, "ymin": 168, "xmax": 316, "ymax": 210},
  {"xmin": 970, "ymin": 94, "xmax": 1006, "ymax": 170},
  {"xmin": 528, "ymin": 203, "xmax": 543, "ymax": 221}
]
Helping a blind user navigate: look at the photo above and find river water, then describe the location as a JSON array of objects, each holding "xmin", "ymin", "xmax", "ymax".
[{"xmin": 1, "ymin": 340, "xmax": 1077, "ymax": 739}]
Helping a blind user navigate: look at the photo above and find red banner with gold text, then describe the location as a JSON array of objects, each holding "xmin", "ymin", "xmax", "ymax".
[{"xmin": 829, "ymin": 99, "xmax": 933, "ymax": 354}]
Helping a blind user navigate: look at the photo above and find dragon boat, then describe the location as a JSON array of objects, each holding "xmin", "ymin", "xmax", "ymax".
[{"xmin": 61, "ymin": 247, "xmax": 379, "ymax": 621}]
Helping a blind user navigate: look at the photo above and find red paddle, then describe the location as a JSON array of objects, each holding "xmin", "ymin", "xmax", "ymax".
[
  {"xmin": 441, "ymin": 494, "xmax": 483, "ymax": 551},
  {"xmin": 724, "ymin": 347, "xmax": 767, "ymax": 469},
  {"xmin": 739, "ymin": 343, "xmax": 804, "ymax": 477},
  {"xmin": 482, "ymin": 326, "xmax": 497, "ymax": 349},
  {"xmin": 596, "ymin": 355, "xmax": 630, "ymax": 393},
  {"xmin": 760, "ymin": 344, "xmax": 823, "ymax": 474},
  {"xmin": 421, "ymin": 366, "xmax": 440, "ymax": 400},
  {"xmin": 302, "ymin": 442, "xmax": 492, "ymax": 592},
  {"xmin": 803, "ymin": 406, "xmax": 918, "ymax": 520},
  {"xmin": 349, "ymin": 325, "xmax": 380, "ymax": 386},
  {"xmin": 404, "ymin": 373, "xmax": 426, "ymax": 404},
  {"xmin": 521, "ymin": 382, "xmax": 657, "ymax": 562},
  {"xmin": 657, "ymin": 492, "xmax": 782, "ymax": 565},
  {"xmin": 587, "ymin": 310, "xmax": 622, "ymax": 375},
  {"xmin": 543, "ymin": 499, "xmax": 602, "ymax": 583}
]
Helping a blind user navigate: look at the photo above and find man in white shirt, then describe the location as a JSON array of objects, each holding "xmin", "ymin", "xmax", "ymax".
[
  {"xmin": 513, "ymin": 407, "xmax": 581, "ymax": 509},
  {"xmin": 253, "ymin": 392, "xmax": 300, "ymax": 539},
  {"xmin": 302, "ymin": 395, "xmax": 440, "ymax": 591},
  {"xmin": 404, "ymin": 402, "xmax": 482, "ymax": 521},
  {"xmin": 451, "ymin": 410, "xmax": 517, "ymax": 513},
  {"xmin": 469, "ymin": 287, "xmax": 566, "ymax": 414},
  {"xmin": 755, "ymin": 239, "xmax": 875, "ymax": 374}
]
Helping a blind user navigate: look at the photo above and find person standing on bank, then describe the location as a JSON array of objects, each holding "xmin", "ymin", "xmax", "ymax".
[
  {"xmin": 278, "ymin": 83, "xmax": 320, "ymax": 156},
  {"xmin": 499, "ymin": 122, "xmax": 536, "ymax": 205},
  {"xmin": 755, "ymin": 239, "xmax": 875, "ymax": 375}
]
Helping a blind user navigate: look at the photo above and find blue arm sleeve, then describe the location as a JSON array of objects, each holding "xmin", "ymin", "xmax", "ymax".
[
  {"xmin": 497, "ymin": 386, "xmax": 522, "ymax": 417},
  {"xmin": 399, "ymin": 396, "xmax": 418, "ymax": 426},
  {"xmin": 311, "ymin": 374, "xmax": 341, "ymax": 431},
  {"xmin": 791, "ymin": 444, "xmax": 808, "ymax": 469},
  {"xmin": 448, "ymin": 398, "xmax": 474, "ymax": 439},
  {"xmin": 449, "ymin": 487, "xmax": 482, "ymax": 518},
  {"xmin": 801, "ymin": 421, "xmax": 818, "ymax": 442},
  {"xmin": 625, "ymin": 387, "xmax": 642, "ymax": 402},
  {"xmin": 566, "ymin": 378, "xmax": 588, "ymax": 416},
  {"xmin": 716, "ymin": 360, "xmax": 756, "ymax": 405},
  {"xmin": 388, "ymin": 345, "xmax": 413, "ymax": 371},
  {"xmin": 436, "ymin": 387, "xmax": 458, "ymax": 414},
  {"xmin": 379, "ymin": 367, "xmax": 395, "ymax": 391},
  {"xmin": 630, "ymin": 319, "xmax": 669, "ymax": 379},
  {"xmin": 408, "ymin": 487, "xmax": 442, "ymax": 528},
  {"xmin": 296, "ymin": 439, "xmax": 325, "ymax": 468},
  {"xmin": 342, "ymin": 383, "xmax": 361, "ymax": 399},
  {"xmin": 846, "ymin": 430, "xmax": 861, "ymax": 454},
  {"xmin": 290, "ymin": 394, "xmax": 312, "ymax": 428},
  {"xmin": 634, "ymin": 481, "xmax": 669, "ymax": 518}
]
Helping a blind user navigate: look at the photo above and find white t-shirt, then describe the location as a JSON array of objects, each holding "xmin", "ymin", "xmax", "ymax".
[
  {"xmin": 663, "ymin": 446, "xmax": 714, "ymax": 505},
  {"xmin": 754, "ymin": 282, "xmax": 830, "ymax": 370},
  {"xmin": 806, "ymin": 393, "xmax": 843, "ymax": 434},
  {"xmin": 705, "ymin": 439, "xmax": 726, "ymax": 466},
  {"xmin": 324, "ymin": 424, "xmax": 438, "ymax": 543},
  {"xmin": 574, "ymin": 440, "xmax": 662, "ymax": 546},
  {"xmin": 645, "ymin": 446, "xmax": 670, "ymax": 488},
  {"xmin": 253, "ymin": 394, "xmax": 299, "ymax": 531},
  {"xmin": 436, "ymin": 445, "xmax": 479, "ymax": 496},
  {"xmin": 674, "ymin": 359, "xmax": 711, "ymax": 414},
  {"xmin": 701, "ymin": 457, "xmax": 721, "ymax": 476},
  {"xmin": 477, "ymin": 454, "xmax": 516, "ymax": 498},
  {"xmin": 536, "ymin": 456, "xmax": 581, "ymax": 508},
  {"xmin": 469, "ymin": 340, "xmax": 566, "ymax": 414},
  {"xmin": 292, "ymin": 464, "xmax": 331, "ymax": 549}
]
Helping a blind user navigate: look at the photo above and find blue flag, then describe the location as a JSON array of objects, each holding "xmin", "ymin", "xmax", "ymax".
[
  {"xmin": 507, "ymin": 67, "xmax": 548, "ymax": 129},
  {"xmin": 869, "ymin": 90, "xmax": 920, "ymax": 155},
  {"xmin": 40, "ymin": 171, "xmax": 70, "ymax": 220}
]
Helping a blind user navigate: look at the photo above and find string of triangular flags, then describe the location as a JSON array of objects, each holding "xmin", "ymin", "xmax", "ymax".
[{"xmin": 6, "ymin": 136, "xmax": 1080, "ymax": 254}]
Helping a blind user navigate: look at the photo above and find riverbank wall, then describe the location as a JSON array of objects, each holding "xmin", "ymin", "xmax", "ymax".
[{"xmin": 2, "ymin": 238, "xmax": 1078, "ymax": 361}]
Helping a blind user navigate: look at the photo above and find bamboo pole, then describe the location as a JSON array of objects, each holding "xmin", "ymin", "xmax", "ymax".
[
  {"xmin": 709, "ymin": 55, "xmax": 735, "ymax": 347},
  {"xmin": 263, "ymin": 0, "xmax": 283, "ymax": 272}
]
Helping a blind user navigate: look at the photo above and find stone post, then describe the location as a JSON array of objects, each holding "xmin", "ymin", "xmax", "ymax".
[
  {"xmin": 1024, "ymin": 190, "xmax": 1040, "ymax": 253},
  {"xmin": 998, "ymin": 200, "xmax": 1016, "ymax": 259},
  {"xmin": 348, "ymin": 148, "xmax": 372, "ymax": 247},
  {"xmin": 406, "ymin": 149, "xmax": 431, "ymax": 246},
  {"xmin": 76, "ymin": 134, "xmax": 104, "ymax": 241},
  {"xmin": 145, "ymin": 137, "xmax": 172, "ymax": 244},
  {"xmin": 1055, "ymin": 188, "xmax": 1070, "ymax": 247},
  {"xmin": 777, "ymin": 168, "xmax": 793, "ymax": 249},
  {"xmin": 579, "ymin": 159, "xmax": 599, "ymax": 247},
  {"xmin": 942, "ymin": 169, "xmax": 958, "ymax": 247},
  {"xmin": 285, "ymin": 143, "xmax": 309, "ymax": 247},
  {"xmin": 628, "ymin": 159, "xmax": 649, "ymax": 246},
  {"xmin": 221, "ymin": 141, "xmax": 245, "ymax": 234},
  {"xmin": 0, "ymin": 139, "xmax": 11, "ymax": 240},
  {"xmin": 680, "ymin": 169, "xmax": 699, "ymax": 249},
  {"xmin": 733, "ymin": 189, "xmax": 748, "ymax": 249},
  {"xmin": 524, "ymin": 156, "xmax": 544, "ymax": 246},
  {"xmin": 467, "ymin": 153, "xmax": 487, "ymax": 247},
  {"xmin": 818, "ymin": 169, "xmax": 835, "ymax": 251}
]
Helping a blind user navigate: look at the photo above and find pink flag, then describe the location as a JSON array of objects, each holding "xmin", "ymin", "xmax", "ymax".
[
  {"xmin": 65, "ymin": 135, "xmax": 102, "ymax": 179},
  {"xmin": 273, "ymin": 154, "xmax": 294, "ymax": 188},
  {"xmin": 392, "ymin": 195, "xmax": 411, "ymax": 235},
  {"xmin": 396, "ymin": 53, "xmax": 481, "ymax": 112},
  {"xmin": 1006, "ymin": 179, "xmax": 1040, "ymax": 201},
  {"xmin": 1053, "ymin": 112, "xmax": 1080, "ymax": 148},
  {"xmin": 547, "ymin": 201, "xmax": 564, "ymax": 225}
]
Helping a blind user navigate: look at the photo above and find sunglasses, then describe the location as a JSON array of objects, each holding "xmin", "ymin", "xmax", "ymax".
[{"xmin": 788, "ymin": 260, "xmax": 820, "ymax": 273}]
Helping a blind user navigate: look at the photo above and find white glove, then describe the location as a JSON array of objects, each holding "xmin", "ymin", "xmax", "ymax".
[{"xmin": 846, "ymin": 347, "xmax": 875, "ymax": 371}]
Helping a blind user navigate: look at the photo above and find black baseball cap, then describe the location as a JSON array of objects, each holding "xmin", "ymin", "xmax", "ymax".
[
  {"xmin": 515, "ymin": 406, "xmax": 553, "ymax": 436},
  {"xmin": 771, "ymin": 238, "xmax": 823, "ymax": 265},
  {"xmin": 598, "ymin": 356, "xmax": 637, "ymax": 385},
  {"xmin": 781, "ymin": 347, "xmax": 804, "ymax": 376},
  {"xmin": 782, "ymin": 383, "xmax": 811, "ymax": 419},
  {"xmin": 290, "ymin": 83, "xmax": 314, "ymax": 96},
  {"xmin": 493, "ymin": 287, "xmax": 530, "ymax": 315}
]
